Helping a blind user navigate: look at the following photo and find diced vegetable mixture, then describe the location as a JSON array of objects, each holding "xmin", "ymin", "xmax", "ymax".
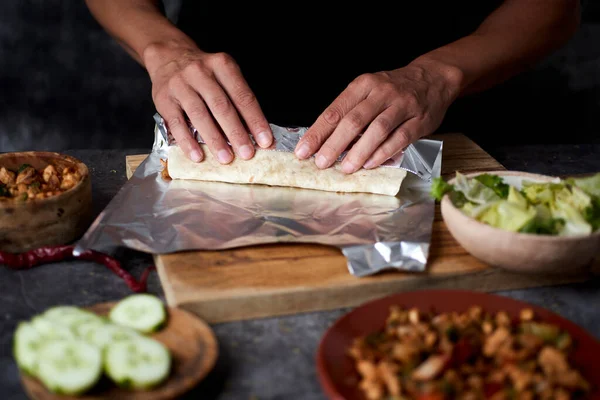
[
  {"xmin": 348, "ymin": 306, "xmax": 591, "ymax": 400},
  {"xmin": 431, "ymin": 172, "xmax": 600, "ymax": 236},
  {"xmin": 0, "ymin": 163, "xmax": 82, "ymax": 201}
]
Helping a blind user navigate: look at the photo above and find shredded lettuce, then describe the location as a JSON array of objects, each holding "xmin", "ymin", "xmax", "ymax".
[
  {"xmin": 519, "ymin": 204, "xmax": 565, "ymax": 235},
  {"xmin": 567, "ymin": 174, "xmax": 600, "ymax": 198},
  {"xmin": 454, "ymin": 172, "xmax": 500, "ymax": 205},
  {"xmin": 507, "ymin": 186, "xmax": 528, "ymax": 209},
  {"xmin": 583, "ymin": 200, "xmax": 600, "ymax": 231},
  {"xmin": 521, "ymin": 181, "xmax": 561, "ymax": 205},
  {"xmin": 430, "ymin": 177, "xmax": 454, "ymax": 201},
  {"xmin": 478, "ymin": 201, "xmax": 536, "ymax": 232},
  {"xmin": 555, "ymin": 186, "xmax": 591, "ymax": 213},
  {"xmin": 474, "ymin": 173, "xmax": 510, "ymax": 199},
  {"xmin": 566, "ymin": 174, "xmax": 600, "ymax": 230},
  {"xmin": 431, "ymin": 171, "xmax": 600, "ymax": 236},
  {"xmin": 551, "ymin": 198, "xmax": 593, "ymax": 236}
]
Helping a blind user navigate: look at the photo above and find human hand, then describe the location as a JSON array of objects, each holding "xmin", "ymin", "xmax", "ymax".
[
  {"xmin": 294, "ymin": 61, "xmax": 462, "ymax": 173},
  {"xmin": 143, "ymin": 41, "xmax": 273, "ymax": 163}
]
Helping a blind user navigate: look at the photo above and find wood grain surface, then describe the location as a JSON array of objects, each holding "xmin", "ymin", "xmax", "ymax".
[
  {"xmin": 21, "ymin": 302, "xmax": 218, "ymax": 400},
  {"xmin": 124, "ymin": 133, "xmax": 599, "ymax": 323}
]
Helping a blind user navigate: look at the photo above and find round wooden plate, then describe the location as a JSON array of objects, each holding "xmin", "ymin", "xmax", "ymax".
[
  {"xmin": 20, "ymin": 302, "xmax": 218, "ymax": 400},
  {"xmin": 316, "ymin": 289, "xmax": 600, "ymax": 400}
]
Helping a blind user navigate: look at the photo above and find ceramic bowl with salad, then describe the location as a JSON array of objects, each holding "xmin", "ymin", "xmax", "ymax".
[{"xmin": 431, "ymin": 170, "xmax": 600, "ymax": 273}]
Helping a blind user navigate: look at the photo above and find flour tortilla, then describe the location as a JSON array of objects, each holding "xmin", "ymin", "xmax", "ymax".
[{"xmin": 167, "ymin": 145, "xmax": 407, "ymax": 196}]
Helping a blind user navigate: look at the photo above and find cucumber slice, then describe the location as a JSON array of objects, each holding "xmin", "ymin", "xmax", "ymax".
[
  {"xmin": 109, "ymin": 294, "xmax": 167, "ymax": 333},
  {"xmin": 31, "ymin": 316, "xmax": 76, "ymax": 341},
  {"xmin": 13, "ymin": 322, "xmax": 42, "ymax": 375},
  {"xmin": 104, "ymin": 337, "xmax": 171, "ymax": 389},
  {"xmin": 43, "ymin": 306, "xmax": 86, "ymax": 320},
  {"xmin": 85, "ymin": 323, "xmax": 140, "ymax": 350},
  {"xmin": 73, "ymin": 318, "xmax": 108, "ymax": 339},
  {"xmin": 44, "ymin": 306, "xmax": 104, "ymax": 330},
  {"xmin": 36, "ymin": 339, "xmax": 102, "ymax": 396}
]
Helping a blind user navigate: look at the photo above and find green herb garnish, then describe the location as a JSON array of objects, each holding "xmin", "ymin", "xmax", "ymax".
[{"xmin": 18, "ymin": 164, "xmax": 32, "ymax": 173}]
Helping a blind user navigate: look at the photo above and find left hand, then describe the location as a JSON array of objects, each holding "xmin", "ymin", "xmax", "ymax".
[{"xmin": 294, "ymin": 61, "xmax": 462, "ymax": 173}]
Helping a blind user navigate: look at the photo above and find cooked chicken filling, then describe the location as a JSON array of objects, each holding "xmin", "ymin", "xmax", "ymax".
[
  {"xmin": 0, "ymin": 163, "xmax": 82, "ymax": 201},
  {"xmin": 348, "ymin": 306, "xmax": 590, "ymax": 400}
]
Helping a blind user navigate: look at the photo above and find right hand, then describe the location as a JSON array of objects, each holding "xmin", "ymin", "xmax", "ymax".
[{"xmin": 143, "ymin": 40, "xmax": 273, "ymax": 163}]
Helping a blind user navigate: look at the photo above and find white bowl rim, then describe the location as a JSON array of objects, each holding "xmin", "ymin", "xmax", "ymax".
[{"xmin": 442, "ymin": 169, "xmax": 600, "ymax": 242}]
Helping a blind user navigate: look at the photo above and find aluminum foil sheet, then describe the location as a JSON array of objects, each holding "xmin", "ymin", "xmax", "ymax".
[{"xmin": 74, "ymin": 115, "xmax": 443, "ymax": 276}]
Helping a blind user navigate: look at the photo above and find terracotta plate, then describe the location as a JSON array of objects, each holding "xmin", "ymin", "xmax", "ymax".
[
  {"xmin": 316, "ymin": 289, "xmax": 600, "ymax": 400},
  {"xmin": 20, "ymin": 302, "xmax": 218, "ymax": 400}
]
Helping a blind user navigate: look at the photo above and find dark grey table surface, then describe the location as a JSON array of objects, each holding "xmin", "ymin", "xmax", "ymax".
[{"xmin": 1, "ymin": 142, "xmax": 599, "ymax": 400}]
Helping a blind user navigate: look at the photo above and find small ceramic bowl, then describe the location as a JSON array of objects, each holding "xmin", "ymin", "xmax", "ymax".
[
  {"xmin": 0, "ymin": 151, "xmax": 92, "ymax": 253},
  {"xmin": 440, "ymin": 170, "xmax": 600, "ymax": 273}
]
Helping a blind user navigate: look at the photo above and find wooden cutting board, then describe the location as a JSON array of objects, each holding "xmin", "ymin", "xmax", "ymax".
[{"xmin": 125, "ymin": 133, "xmax": 599, "ymax": 323}]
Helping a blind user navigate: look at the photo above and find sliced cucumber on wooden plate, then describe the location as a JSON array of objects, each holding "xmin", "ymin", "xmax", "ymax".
[
  {"xmin": 109, "ymin": 294, "xmax": 167, "ymax": 333},
  {"xmin": 13, "ymin": 322, "xmax": 42, "ymax": 376},
  {"xmin": 12, "ymin": 294, "xmax": 173, "ymax": 396},
  {"xmin": 105, "ymin": 336, "xmax": 171, "ymax": 389},
  {"xmin": 36, "ymin": 339, "xmax": 102, "ymax": 396}
]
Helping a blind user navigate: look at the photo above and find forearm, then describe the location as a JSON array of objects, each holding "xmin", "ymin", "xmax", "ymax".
[
  {"xmin": 411, "ymin": 0, "xmax": 580, "ymax": 98},
  {"xmin": 85, "ymin": 0, "xmax": 196, "ymax": 69}
]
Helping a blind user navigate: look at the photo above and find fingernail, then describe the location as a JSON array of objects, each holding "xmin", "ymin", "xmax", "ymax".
[
  {"xmin": 315, "ymin": 154, "xmax": 329, "ymax": 169},
  {"xmin": 296, "ymin": 144, "xmax": 310, "ymax": 159},
  {"xmin": 239, "ymin": 145, "xmax": 254, "ymax": 159},
  {"xmin": 256, "ymin": 131, "xmax": 271, "ymax": 147},
  {"xmin": 217, "ymin": 149, "xmax": 233, "ymax": 164},
  {"xmin": 363, "ymin": 159, "xmax": 376, "ymax": 169},
  {"xmin": 190, "ymin": 150, "xmax": 202, "ymax": 163},
  {"xmin": 342, "ymin": 160, "xmax": 356, "ymax": 174}
]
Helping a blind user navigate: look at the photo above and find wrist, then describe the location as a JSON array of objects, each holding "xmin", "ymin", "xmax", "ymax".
[
  {"xmin": 142, "ymin": 36, "xmax": 200, "ymax": 77},
  {"xmin": 409, "ymin": 56, "xmax": 465, "ymax": 102}
]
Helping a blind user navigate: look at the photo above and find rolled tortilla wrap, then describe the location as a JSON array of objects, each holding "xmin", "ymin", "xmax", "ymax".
[{"xmin": 167, "ymin": 145, "xmax": 407, "ymax": 196}]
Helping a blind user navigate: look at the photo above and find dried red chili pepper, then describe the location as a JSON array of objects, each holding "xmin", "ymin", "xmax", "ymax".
[{"xmin": 0, "ymin": 245, "xmax": 154, "ymax": 293}]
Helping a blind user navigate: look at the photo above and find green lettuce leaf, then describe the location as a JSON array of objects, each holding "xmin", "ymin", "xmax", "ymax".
[
  {"xmin": 462, "ymin": 201, "xmax": 497, "ymax": 219},
  {"xmin": 583, "ymin": 197, "xmax": 600, "ymax": 232},
  {"xmin": 477, "ymin": 200, "xmax": 536, "ymax": 232},
  {"xmin": 567, "ymin": 173, "xmax": 600, "ymax": 198},
  {"xmin": 519, "ymin": 204, "xmax": 565, "ymax": 235},
  {"xmin": 555, "ymin": 186, "xmax": 591, "ymax": 213},
  {"xmin": 449, "ymin": 190, "xmax": 468, "ymax": 208},
  {"xmin": 454, "ymin": 172, "xmax": 501, "ymax": 205},
  {"xmin": 551, "ymin": 198, "xmax": 592, "ymax": 236},
  {"xmin": 430, "ymin": 177, "xmax": 454, "ymax": 201},
  {"xmin": 507, "ymin": 186, "xmax": 528, "ymax": 209},
  {"xmin": 474, "ymin": 173, "xmax": 510, "ymax": 199},
  {"xmin": 521, "ymin": 181, "xmax": 563, "ymax": 205}
]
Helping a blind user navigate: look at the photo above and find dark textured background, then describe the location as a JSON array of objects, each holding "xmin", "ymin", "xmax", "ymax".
[{"xmin": 1, "ymin": 0, "xmax": 599, "ymax": 153}]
